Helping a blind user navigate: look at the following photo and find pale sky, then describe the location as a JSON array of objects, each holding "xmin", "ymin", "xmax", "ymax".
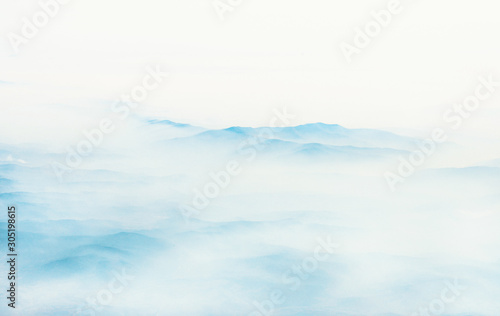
[{"xmin": 1, "ymin": 0, "xmax": 500, "ymax": 144}]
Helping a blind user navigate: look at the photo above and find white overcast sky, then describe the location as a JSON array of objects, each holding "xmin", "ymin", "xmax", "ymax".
[{"xmin": 1, "ymin": 0, "xmax": 500, "ymax": 143}]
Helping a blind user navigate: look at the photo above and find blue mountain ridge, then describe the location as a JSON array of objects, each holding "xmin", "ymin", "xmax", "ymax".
[{"xmin": 155, "ymin": 121, "xmax": 421, "ymax": 157}]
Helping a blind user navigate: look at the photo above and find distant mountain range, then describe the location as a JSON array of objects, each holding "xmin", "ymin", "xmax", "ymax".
[{"xmin": 146, "ymin": 120, "xmax": 419, "ymax": 151}]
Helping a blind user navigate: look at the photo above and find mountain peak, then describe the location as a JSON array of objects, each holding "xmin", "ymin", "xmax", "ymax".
[{"xmin": 148, "ymin": 119, "xmax": 192, "ymax": 128}]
